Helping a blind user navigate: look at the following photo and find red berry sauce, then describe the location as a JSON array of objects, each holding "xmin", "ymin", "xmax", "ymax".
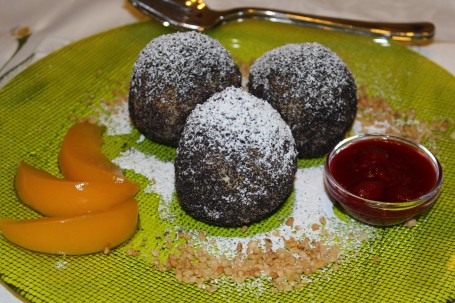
[{"xmin": 330, "ymin": 139, "xmax": 437, "ymax": 202}]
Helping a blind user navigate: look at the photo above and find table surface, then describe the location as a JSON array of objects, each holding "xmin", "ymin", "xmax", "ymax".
[{"xmin": 0, "ymin": 0, "xmax": 454, "ymax": 301}]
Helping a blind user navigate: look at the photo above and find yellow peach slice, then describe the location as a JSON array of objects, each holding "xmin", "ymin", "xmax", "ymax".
[
  {"xmin": 15, "ymin": 162, "xmax": 139, "ymax": 216},
  {"xmin": 59, "ymin": 122, "xmax": 124, "ymax": 182},
  {"xmin": 0, "ymin": 199, "xmax": 138, "ymax": 255}
]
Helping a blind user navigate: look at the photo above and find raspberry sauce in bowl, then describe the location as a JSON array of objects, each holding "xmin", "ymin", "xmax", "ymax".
[{"xmin": 324, "ymin": 134, "xmax": 443, "ymax": 226}]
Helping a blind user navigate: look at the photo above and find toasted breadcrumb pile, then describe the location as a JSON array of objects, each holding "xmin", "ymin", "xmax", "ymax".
[{"xmin": 147, "ymin": 222, "xmax": 341, "ymax": 292}]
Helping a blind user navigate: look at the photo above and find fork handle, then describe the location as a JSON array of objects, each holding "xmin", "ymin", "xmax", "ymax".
[{"xmin": 222, "ymin": 8, "xmax": 434, "ymax": 43}]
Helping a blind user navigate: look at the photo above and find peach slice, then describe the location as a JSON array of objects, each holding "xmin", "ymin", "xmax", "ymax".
[
  {"xmin": 59, "ymin": 122, "xmax": 125, "ymax": 182},
  {"xmin": 15, "ymin": 162, "xmax": 139, "ymax": 216},
  {"xmin": 0, "ymin": 199, "xmax": 138, "ymax": 255}
]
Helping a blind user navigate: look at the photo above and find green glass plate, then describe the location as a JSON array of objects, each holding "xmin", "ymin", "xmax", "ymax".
[{"xmin": 0, "ymin": 20, "xmax": 454, "ymax": 303}]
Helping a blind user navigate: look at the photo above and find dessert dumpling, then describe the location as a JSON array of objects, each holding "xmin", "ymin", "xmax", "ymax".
[
  {"xmin": 129, "ymin": 31, "xmax": 242, "ymax": 147},
  {"xmin": 175, "ymin": 87, "xmax": 297, "ymax": 227},
  {"xmin": 249, "ymin": 42, "xmax": 357, "ymax": 158}
]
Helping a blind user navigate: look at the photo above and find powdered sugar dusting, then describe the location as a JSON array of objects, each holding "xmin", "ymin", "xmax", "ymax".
[
  {"xmin": 249, "ymin": 42, "xmax": 355, "ymax": 115},
  {"xmin": 180, "ymin": 86, "xmax": 296, "ymax": 177},
  {"xmin": 113, "ymin": 146, "xmax": 374, "ymax": 258},
  {"xmin": 129, "ymin": 31, "xmax": 240, "ymax": 103},
  {"xmin": 98, "ymin": 101, "xmax": 133, "ymax": 136},
  {"xmin": 352, "ymin": 119, "xmax": 391, "ymax": 134},
  {"xmin": 113, "ymin": 148, "xmax": 175, "ymax": 219}
]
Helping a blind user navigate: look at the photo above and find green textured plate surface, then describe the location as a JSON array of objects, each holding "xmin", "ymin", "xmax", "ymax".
[{"xmin": 0, "ymin": 20, "xmax": 454, "ymax": 303}]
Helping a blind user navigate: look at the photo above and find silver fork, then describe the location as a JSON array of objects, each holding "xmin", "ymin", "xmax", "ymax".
[{"xmin": 129, "ymin": 0, "xmax": 435, "ymax": 43}]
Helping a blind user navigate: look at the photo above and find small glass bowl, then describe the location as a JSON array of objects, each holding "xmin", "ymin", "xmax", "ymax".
[{"xmin": 323, "ymin": 134, "xmax": 443, "ymax": 226}]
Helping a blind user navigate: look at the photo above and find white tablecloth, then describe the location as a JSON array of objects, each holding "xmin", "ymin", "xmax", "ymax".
[{"xmin": 0, "ymin": 0, "xmax": 454, "ymax": 301}]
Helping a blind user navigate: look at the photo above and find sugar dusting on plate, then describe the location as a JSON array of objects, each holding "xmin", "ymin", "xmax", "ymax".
[
  {"xmin": 98, "ymin": 101, "xmax": 132, "ymax": 136},
  {"xmin": 113, "ymin": 148, "xmax": 175, "ymax": 220},
  {"xmin": 113, "ymin": 146, "xmax": 375, "ymax": 292}
]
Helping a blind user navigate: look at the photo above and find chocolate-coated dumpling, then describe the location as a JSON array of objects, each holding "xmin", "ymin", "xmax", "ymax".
[
  {"xmin": 175, "ymin": 87, "xmax": 297, "ymax": 227},
  {"xmin": 248, "ymin": 42, "xmax": 357, "ymax": 158},
  {"xmin": 129, "ymin": 31, "xmax": 242, "ymax": 147}
]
